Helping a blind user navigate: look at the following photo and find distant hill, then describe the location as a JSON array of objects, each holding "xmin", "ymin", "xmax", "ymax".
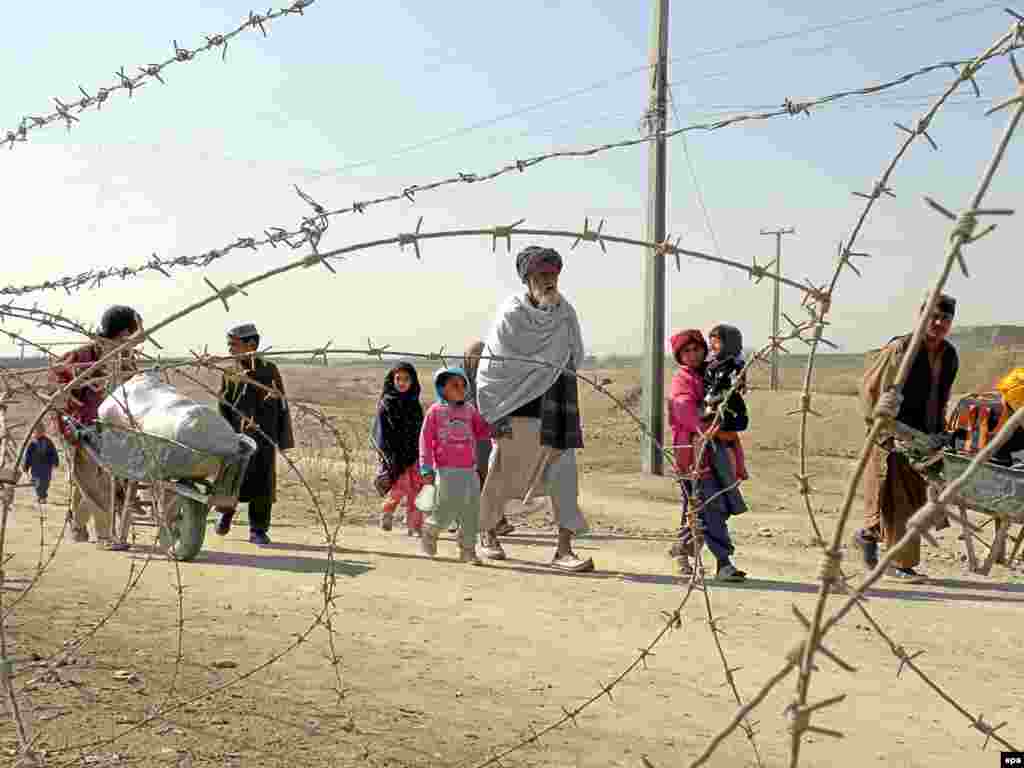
[
  {"xmin": 948, "ymin": 324, "xmax": 1024, "ymax": 351},
  {"xmin": 0, "ymin": 356, "xmax": 47, "ymax": 370}
]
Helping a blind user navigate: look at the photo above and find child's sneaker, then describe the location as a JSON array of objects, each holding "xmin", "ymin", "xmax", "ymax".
[
  {"xmin": 459, "ymin": 543, "xmax": 483, "ymax": 566},
  {"xmin": 715, "ymin": 563, "xmax": 746, "ymax": 582},
  {"xmin": 888, "ymin": 566, "xmax": 927, "ymax": 584},
  {"xmin": 380, "ymin": 511, "xmax": 394, "ymax": 532},
  {"xmin": 419, "ymin": 525, "xmax": 438, "ymax": 557}
]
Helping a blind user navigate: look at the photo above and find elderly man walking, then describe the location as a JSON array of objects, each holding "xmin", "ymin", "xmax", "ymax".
[
  {"xmin": 475, "ymin": 246, "xmax": 594, "ymax": 573},
  {"xmin": 216, "ymin": 323, "xmax": 294, "ymax": 546},
  {"xmin": 854, "ymin": 294, "xmax": 959, "ymax": 583}
]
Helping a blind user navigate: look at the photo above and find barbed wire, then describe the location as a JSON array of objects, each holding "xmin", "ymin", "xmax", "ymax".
[
  {"xmin": 3, "ymin": 10, "xmax": 1024, "ymax": 768},
  {"xmin": 676, "ymin": 18, "xmax": 1024, "ymax": 768},
  {"xmin": 785, "ymin": 20, "xmax": 1024, "ymax": 768},
  {"xmin": 2, "ymin": 357, "xmax": 354, "ymax": 765},
  {"xmin": 0, "ymin": 1, "xmax": 316, "ymax": 152},
  {"xmin": 0, "ymin": 285, "xmax": 815, "ymax": 767},
  {"xmin": 3, "ymin": 38, "xmax": 1024, "ymax": 301}
]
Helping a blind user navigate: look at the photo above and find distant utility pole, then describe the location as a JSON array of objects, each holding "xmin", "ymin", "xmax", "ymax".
[
  {"xmin": 641, "ymin": 0, "xmax": 669, "ymax": 476},
  {"xmin": 759, "ymin": 227, "xmax": 795, "ymax": 391}
]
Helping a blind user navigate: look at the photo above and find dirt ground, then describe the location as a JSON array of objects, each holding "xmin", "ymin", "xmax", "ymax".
[{"xmin": 2, "ymin": 365, "xmax": 1023, "ymax": 768}]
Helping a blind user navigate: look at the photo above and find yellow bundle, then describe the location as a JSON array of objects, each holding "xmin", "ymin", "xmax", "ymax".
[{"xmin": 997, "ymin": 367, "xmax": 1024, "ymax": 411}]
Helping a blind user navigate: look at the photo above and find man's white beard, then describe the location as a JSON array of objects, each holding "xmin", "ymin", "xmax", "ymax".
[{"xmin": 534, "ymin": 288, "xmax": 562, "ymax": 311}]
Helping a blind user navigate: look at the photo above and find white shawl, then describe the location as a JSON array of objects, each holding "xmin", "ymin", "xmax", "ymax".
[{"xmin": 476, "ymin": 293, "xmax": 584, "ymax": 423}]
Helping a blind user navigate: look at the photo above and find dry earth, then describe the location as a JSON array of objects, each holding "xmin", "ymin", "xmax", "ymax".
[{"xmin": 2, "ymin": 364, "xmax": 1023, "ymax": 768}]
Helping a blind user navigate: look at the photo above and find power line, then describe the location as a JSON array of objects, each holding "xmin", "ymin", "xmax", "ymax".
[
  {"xmin": 666, "ymin": 82, "xmax": 723, "ymax": 261},
  {"xmin": 303, "ymin": 0, "xmax": 1001, "ymax": 178},
  {"xmin": 669, "ymin": 0, "xmax": 1002, "ymax": 64}
]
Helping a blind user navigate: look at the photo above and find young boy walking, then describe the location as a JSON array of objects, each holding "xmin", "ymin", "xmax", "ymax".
[{"xmin": 24, "ymin": 426, "xmax": 60, "ymax": 504}]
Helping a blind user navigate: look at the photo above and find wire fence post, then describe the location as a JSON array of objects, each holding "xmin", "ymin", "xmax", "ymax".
[{"xmin": 641, "ymin": 0, "xmax": 670, "ymax": 476}]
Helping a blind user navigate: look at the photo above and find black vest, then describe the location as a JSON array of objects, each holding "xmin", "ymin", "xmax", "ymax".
[{"xmin": 888, "ymin": 335, "xmax": 959, "ymax": 434}]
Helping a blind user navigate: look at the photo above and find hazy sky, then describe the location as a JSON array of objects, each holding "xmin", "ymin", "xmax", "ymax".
[{"xmin": 2, "ymin": 0, "xmax": 1021, "ymax": 359}]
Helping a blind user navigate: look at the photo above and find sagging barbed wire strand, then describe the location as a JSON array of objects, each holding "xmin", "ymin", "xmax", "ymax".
[
  {"xmin": 0, "ymin": 318, "xmax": 353, "ymax": 752},
  {"xmin": 9, "ymin": 377, "xmax": 352, "ymax": 763},
  {"xmin": 686, "ymin": 36, "xmax": 1024, "ymax": 768},
  {"xmin": 0, "ymin": 1, "xmax": 316, "ymax": 152},
  {"xmin": 0, "ymin": 291, "xmax": 812, "ymax": 768},
  {"xmin": 3, "ymin": 40, "xmax": 1023, "ymax": 301},
  {"xmin": 786, "ymin": 23, "xmax": 1023, "ymax": 768},
  {"xmin": 0, "ymin": 395, "xmax": 42, "ymax": 766}
]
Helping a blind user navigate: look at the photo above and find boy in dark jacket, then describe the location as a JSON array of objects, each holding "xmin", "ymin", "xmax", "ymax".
[
  {"xmin": 24, "ymin": 426, "xmax": 60, "ymax": 503},
  {"xmin": 217, "ymin": 323, "xmax": 295, "ymax": 546}
]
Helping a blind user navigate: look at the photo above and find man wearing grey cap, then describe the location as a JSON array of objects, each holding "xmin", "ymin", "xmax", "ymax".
[
  {"xmin": 854, "ymin": 293, "xmax": 959, "ymax": 583},
  {"xmin": 475, "ymin": 245, "xmax": 594, "ymax": 573},
  {"xmin": 216, "ymin": 323, "xmax": 294, "ymax": 546}
]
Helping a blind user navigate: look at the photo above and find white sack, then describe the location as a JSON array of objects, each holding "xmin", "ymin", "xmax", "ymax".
[{"xmin": 99, "ymin": 371, "xmax": 239, "ymax": 457}]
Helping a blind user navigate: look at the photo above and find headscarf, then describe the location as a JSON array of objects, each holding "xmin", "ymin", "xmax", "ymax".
[
  {"xmin": 516, "ymin": 246, "xmax": 563, "ymax": 283},
  {"xmin": 372, "ymin": 362, "xmax": 423, "ymax": 477},
  {"xmin": 670, "ymin": 329, "xmax": 708, "ymax": 366},
  {"xmin": 433, "ymin": 366, "xmax": 469, "ymax": 405},
  {"xmin": 707, "ymin": 324, "xmax": 744, "ymax": 371}
]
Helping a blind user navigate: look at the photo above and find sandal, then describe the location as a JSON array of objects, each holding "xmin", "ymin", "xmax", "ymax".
[{"xmin": 478, "ymin": 533, "xmax": 506, "ymax": 561}]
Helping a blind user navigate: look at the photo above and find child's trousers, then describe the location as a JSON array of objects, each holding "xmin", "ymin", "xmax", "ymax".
[
  {"xmin": 383, "ymin": 466, "xmax": 424, "ymax": 530},
  {"xmin": 30, "ymin": 470, "xmax": 53, "ymax": 501},
  {"xmin": 428, "ymin": 468, "xmax": 480, "ymax": 549}
]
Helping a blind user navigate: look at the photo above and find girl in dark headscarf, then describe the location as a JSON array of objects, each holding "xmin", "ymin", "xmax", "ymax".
[{"xmin": 372, "ymin": 362, "xmax": 426, "ymax": 535}]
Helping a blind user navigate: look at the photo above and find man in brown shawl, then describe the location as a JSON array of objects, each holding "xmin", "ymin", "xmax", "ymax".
[{"xmin": 854, "ymin": 294, "xmax": 959, "ymax": 583}]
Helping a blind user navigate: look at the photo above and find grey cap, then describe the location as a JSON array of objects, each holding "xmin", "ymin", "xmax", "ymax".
[{"xmin": 227, "ymin": 323, "xmax": 259, "ymax": 339}]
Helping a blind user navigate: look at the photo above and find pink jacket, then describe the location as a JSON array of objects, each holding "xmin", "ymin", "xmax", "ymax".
[
  {"xmin": 419, "ymin": 402, "xmax": 492, "ymax": 474},
  {"xmin": 668, "ymin": 366, "xmax": 707, "ymax": 476}
]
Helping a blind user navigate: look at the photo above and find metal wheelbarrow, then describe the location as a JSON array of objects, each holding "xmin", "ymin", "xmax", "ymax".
[
  {"xmin": 71, "ymin": 420, "xmax": 257, "ymax": 561},
  {"xmin": 890, "ymin": 421, "xmax": 1024, "ymax": 573}
]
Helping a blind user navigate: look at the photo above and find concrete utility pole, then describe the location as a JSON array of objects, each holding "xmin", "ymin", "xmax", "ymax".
[
  {"xmin": 759, "ymin": 227, "xmax": 795, "ymax": 391},
  {"xmin": 641, "ymin": 0, "xmax": 669, "ymax": 476}
]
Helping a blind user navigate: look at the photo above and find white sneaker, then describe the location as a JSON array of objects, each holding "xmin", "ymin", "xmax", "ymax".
[{"xmin": 550, "ymin": 551, "xmax": 595, "ymax": 573}]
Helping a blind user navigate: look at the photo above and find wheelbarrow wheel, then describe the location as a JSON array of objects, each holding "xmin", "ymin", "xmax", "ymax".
[{"xmin": 158, "ymin": 487, "xmax": 208, "ymax": 562}]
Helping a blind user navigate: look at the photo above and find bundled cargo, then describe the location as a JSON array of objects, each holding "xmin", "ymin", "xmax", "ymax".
[{"xmin": 98, "ymin": 370, "xmax": 239, "ymax": 457}]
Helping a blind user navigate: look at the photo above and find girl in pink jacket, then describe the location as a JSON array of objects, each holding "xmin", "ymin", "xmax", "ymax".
[
  {"xmin": 668, "ymin": 329, "xmax": 747, "ymax": 582},
  {"xmin": 419, "ymin": 366, "xmax": 493, "ymax": 564}
]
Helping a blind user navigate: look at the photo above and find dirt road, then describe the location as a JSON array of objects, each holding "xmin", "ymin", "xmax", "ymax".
[{"xmin": 4, "ymin": 453, "xmax": 1023, "ymax": 768}]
